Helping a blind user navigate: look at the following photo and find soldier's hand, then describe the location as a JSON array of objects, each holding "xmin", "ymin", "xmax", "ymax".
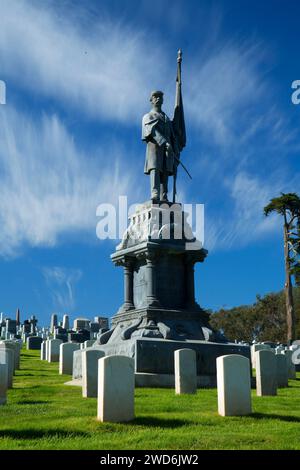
[{"xmin": 166, "ymin": 142, "xmax": 173, "ymax": 155}]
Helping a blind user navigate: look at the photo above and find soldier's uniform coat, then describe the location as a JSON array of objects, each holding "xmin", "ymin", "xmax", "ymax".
[{"xmin": 142, "ymin": 111, "xmax": 176, "ymax": 175}]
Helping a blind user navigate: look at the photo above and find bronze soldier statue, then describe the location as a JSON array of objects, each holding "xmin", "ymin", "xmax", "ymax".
[
  {"xmin": 142, "ymin": 91, "xmax": 176, "ymax": 202},
  {"xmin": 142, "ymin": 50, "xmax": 187, "ymax": 203}
]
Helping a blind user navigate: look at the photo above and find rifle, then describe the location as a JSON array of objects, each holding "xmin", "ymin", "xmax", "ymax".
[
  {"xmin": 172, "ymin": 155, "xmax": 192, "ymax": 203},
  {"xmin": 175, "ymin": 155, "xmax": 192, "ymax": 180}
]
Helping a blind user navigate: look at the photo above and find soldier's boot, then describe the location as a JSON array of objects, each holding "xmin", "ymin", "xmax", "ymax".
[{"xmin": 160, "ymin": 173, "xmax": 169, "ymax": 202}]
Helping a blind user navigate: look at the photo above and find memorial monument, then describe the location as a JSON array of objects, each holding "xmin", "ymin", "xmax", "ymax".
[{"xmin": 92, "ymin": 51, "xmax": 250, "ymax": 387}]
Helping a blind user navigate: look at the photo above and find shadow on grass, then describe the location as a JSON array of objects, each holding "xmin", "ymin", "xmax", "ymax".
[
  {"xmin": 132, "ymin": 416, "xmax": 189, "ymax": 428},
  {"xmin": 18, "ymin": 373, "xmax": 36, "ymax": 377},
  {"xmin": 17, "ymin": 373, "xmax": 51, "ymax": 377},
  {"xmin": 16, "ymin": 400, "xmax": 49, "ymax": 405},
  {"xmin": 23, "ymin": 385, "xmax": 44, "ymax": 390},
  {"xmin": 0, "ymin": 429, "xmax": 89, "ymax": 440},
  {"xmin": 19, "ymin": 369, "xmax": 56, "ymax": 375},
  {"xmin": 248, "ymin": 412, "xmax": 300, "ymax": 423}
]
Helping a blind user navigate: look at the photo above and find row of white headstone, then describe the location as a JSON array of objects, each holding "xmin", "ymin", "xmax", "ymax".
[
  {"xmin": 0, "ymin": 327, "xmax": 50, "ymax": 343},
  {"xmin": 176, "ymin": 348, "xmax": 297, "ymax": 416},
  {"xmin": 251, "ymin": 342, "xmax": 298, "ymax": 371},
  {"xmin": 91, "ymin": 349, "xmax": 297, "ymax": 421},
  {"xmin": 41, "ymin": 341, "xmax": 299, "ymax": 422},
  {"xmin": 0, "ymin": 339, "xmax": 22, "ymax": 405},
  {"xmin": 40, "ymin": 339, "xmax": 95, "ymax": 364}
]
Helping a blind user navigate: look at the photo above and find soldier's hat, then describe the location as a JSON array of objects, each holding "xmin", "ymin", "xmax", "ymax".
[{"xmin": 149, "ymin": 90, "xmax": 164, "ymax": 101}]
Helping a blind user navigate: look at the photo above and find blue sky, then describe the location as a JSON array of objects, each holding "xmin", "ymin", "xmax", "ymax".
[{"xmin": 0, "ymin": 0, "xmax": 299, "ymax": 326}]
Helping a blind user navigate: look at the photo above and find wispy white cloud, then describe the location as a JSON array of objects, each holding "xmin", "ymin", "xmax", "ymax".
[
  {"xmin": 205, "ymin": 170, "xmax": 300, "ymax": 251},
  {"xmin": 185, "ymin": 41, "xmax": 267, "ymax": 146},
  {"xmin": 0, "ymin": 106, "xmax": 136, "ymax": 257},
  {"xmin": 0, "ymin": 0, "xmax": 169, "ymax": 124},
  {"xmin": 0, "ymin": 0, "xmax": 269, "ymax": 143},
  {"xmin": 183, "ymin": 37, "xmax": 298, "ymax": 252},
  {"xmin": 42, "ymin": 266, "xmax": 82, "ymax": 310}
]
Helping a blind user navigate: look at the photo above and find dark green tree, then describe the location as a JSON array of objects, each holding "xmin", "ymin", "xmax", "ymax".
[
  {"xmin": 264, "ymin": 193, "xmax": 300, "ymax": 343},
  {"xmin": 210, "ymin": 289, "xmax": 300, "ymax": 343}
]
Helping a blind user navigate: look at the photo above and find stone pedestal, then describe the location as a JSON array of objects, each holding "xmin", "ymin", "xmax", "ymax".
[{"xmin": 93, "ymin": 201, "xmax": 251, "ymax": 386}]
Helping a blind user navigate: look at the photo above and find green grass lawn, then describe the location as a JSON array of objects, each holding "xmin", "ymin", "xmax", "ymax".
[{"xmin": 0, "ymin": 348, "xmax": 299, "ymax": 450}]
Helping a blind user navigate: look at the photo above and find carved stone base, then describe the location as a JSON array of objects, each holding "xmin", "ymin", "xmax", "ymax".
[
  {"xmin": 98, "ymin": 306, "xmax": 223, "ymax": 345},
  {"xmin": 92, "ymin": 337, "xmax": 251, "ymax": 379}
]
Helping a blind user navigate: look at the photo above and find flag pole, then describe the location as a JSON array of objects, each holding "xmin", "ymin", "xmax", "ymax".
[{"xmin": 173, "ymin": 49, "xmax": 182, "ymax": 203}]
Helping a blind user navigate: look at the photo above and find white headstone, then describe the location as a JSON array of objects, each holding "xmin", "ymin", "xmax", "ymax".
[
  {"xmin": 82, "ymin": 349, "xmax": 105, "ymax": 397},
  {"xmin": 97, "ymin": 355, "xmax": 135, "ymax": 422},
  {"xmin": 5, "ymin": 341, "xmax": 19, "ymax": 370},
  {"xmin": 48, "ymin": 339, "xmax": 63, "ymax": 363},
  {"xmin": 72, "ymin": 349, "xmax": 83, "ymax": 380},
  {"xmin": 0, "ymin": 356, "xmax": 9, "ymax": 389},
  {"xmin": 281, "ymin": 350, "xmax": 296, "ymax": 380},
  {"xmin": 251, "ymin": 344, "xmax": 270, "ymax": 368},
  {"xmin": 255, "ymin": 349, "xmax": 277, "ymax": 396},
  {"xmin": 59, "ymin": 342, "xmax": 80, "ymax": 375},
  {"xmin": 73, "ymin": 318, "xmax": 90, "ymax": 331},
  {"xmin": 0, "ymin": 349, "xmax": 13, "ymax": 388},
  {"xmin": 40, "ymin": 341, "xmax": 47, "ymax": 360},
  {"xmin": 0, "ymin": 342, "xmax": 16, "ymax": 374},
  {"xmin": 13, "ymin": 340, "xmax": 22, "ymax": 369},
  {"xmin": 45, "ymin": 339, "xmax": 50, "ymax": 361},
  {"xmin": 217, "ymin": 354, "xmax": 252, "ymax": 416},
  {"xmin": 0, "ymin": 363, "xmax": 8, "ymax": 405},
  {"xmin": 50, "ymin": 314, "xmax": 58, "ymax": 334},
  {"xmin": 275, "ymin": 346, "xmax": 284, "ymax": 355},
  {"xmin": 62, "ymin": 314, "xmax": 70, "ymax": 330},
  {"xmin": 276, "ymin": 353, "xmax": 288, "ymax": 387},
  {"xmin": 174, "ymin": 349, "xmax": 197, "ymax": 394}
]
